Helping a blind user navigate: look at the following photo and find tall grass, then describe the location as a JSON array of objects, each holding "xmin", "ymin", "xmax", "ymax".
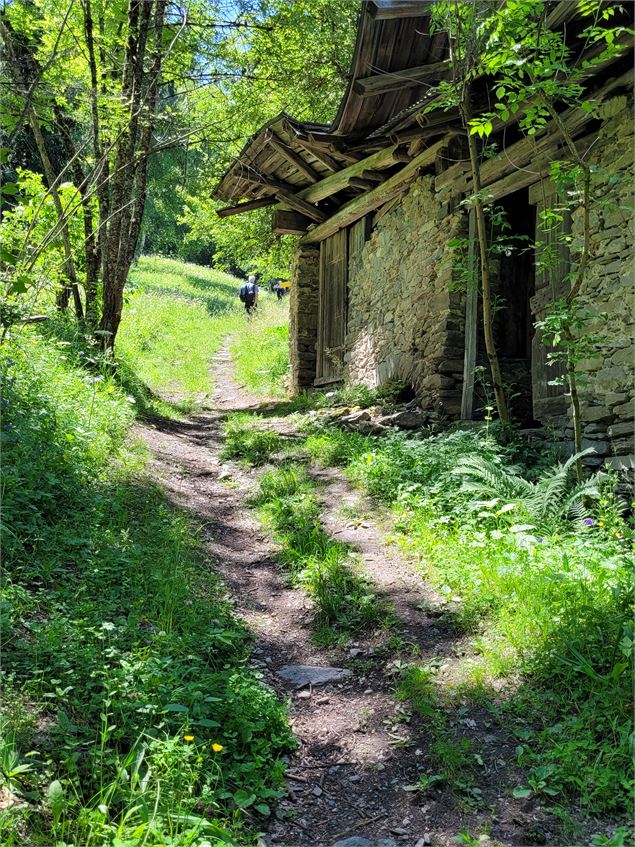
[
  {"xmin": 117, "ymin": 256, "xmax": 244, "ymax": 413},
  {"xmin": 230, "ymin": 297, "xmax": 289, "ymax": 397},
  {"xmin": 252, "ymin": 463, "xmax": 390, "ymax": 641}
]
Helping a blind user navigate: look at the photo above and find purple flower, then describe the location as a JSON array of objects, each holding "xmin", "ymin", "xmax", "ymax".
[
  {"xmin": 536, "ymin": 537, "xmax": 544, "ymax": 544},
  {"xmin": 584, "ymin": 518, "xmax": 595, "ymax": 527}
]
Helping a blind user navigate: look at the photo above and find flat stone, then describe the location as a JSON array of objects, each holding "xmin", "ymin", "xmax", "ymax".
[{"xmin": 277, "ymin": 665, "xmax": 352, "ymax": 686}]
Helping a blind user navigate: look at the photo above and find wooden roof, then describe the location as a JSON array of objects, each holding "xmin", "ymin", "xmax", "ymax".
[
  {"xmin": 213, "ymin": 0, "xmax": 449, "ymax": 206},
  {"xmin": 213, "ymin": 0, "xmax": 633, "ymax": 239}
]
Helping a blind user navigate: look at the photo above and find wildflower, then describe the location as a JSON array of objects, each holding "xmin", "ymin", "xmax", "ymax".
[
  {"xmin": 183, "ymin": 734, "xmax": 195, "ymax": 742},
  {"xmin": 536, "ymin": 537, "xmax": 544, "ymax": 544},
  {"xmin": 212, "ymin": 743, "xmax": 224, "ymax": 752},
  {"xmin": 598, "ymin": 520, "xmax": 605, "ymax": 527},
  {"xmin": 584, "ymin": 518, "xmax": 595, "ymax": 527},
  {"xmin": 615, "ymin": 531, "xmax": 622, "ymax": 539}
]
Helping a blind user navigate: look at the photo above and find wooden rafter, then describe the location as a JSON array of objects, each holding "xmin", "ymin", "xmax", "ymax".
[
  {"xmin": 296, "ymin": 144, "xmax": 408, "ymax": 204},
  {"xmin": 303, "ymin": 139, "xmax": 445, "ymax": 243},
  {"xmin": 216, "ymin": 196, "xmax": 277, "ymax": 217},
  {"xmin": 353, "ymin": 61, "xmax": 450, "ymax": 97},
  {"xmin": 275, "ymin": 188, "xmax": 327, "ymax": 222},
  {"xmin": 266, "ymin": 132, "xmax": 321, "ymax": 183}
]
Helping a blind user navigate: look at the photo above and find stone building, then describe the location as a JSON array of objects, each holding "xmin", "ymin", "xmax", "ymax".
[{"xmin": 214, "ymin": 0, "xmax": 634, "ymax": 467}]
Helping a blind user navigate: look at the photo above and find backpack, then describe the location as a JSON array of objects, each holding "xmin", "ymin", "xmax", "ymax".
[{"xmin": 240, "ymin": 282, "xmax": 257, "ymax": 305}]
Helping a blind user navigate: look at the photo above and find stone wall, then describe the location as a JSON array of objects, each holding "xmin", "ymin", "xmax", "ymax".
[
  {"xmin": 288, "ymin": 244, "xmax": 320, "ymax": 393},
  {"xmin": 568, "ymin": 95, "xmax": 634, "ymax": 467},
  {"xmin": 345, "ymin": 175, "xmax": 466, "ymax": 417}
]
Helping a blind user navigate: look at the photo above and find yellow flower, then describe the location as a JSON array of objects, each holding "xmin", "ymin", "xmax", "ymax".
[
  {"xmin": 212, "ymin": 743, "xmax": 224, "ymax": 752},
  {"xmin": 183, "ymin": 734, "xmax": 195, "ymax": 742},
  {"xmin": 615, "ymin": 531, "xmax": 622, "ymax": 539},
  {"xmin": 598, "ymin": 520, "xmax": 605, "ymax": 527}
]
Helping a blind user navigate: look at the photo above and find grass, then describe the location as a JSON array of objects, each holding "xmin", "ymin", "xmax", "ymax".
[
  {"xmin": 230, "ymin": 298, "xmax": 290, "ymax": 397},
  {"xmin": 1, "ymin": 321, "xmax": 293, "ymax": 844},
  {"xmin": 295, "ymin": 418, "xmax": 634, "ymax": 820},
  {"xmin": 221, "ymin": 413, "xmax": 283, "ymax": 466},
  {"xmin": 251, "ymin": 462, "xmax": 390, "ymax": 641},
  {"xmin": 117, "ymin": 256, "xmax": 245, "ymax": 415}
]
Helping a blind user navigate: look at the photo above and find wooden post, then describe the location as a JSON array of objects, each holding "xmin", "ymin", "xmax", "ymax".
[{"xmin": 461, "ymin": 209, "xmax": 478, "ymax": 420}]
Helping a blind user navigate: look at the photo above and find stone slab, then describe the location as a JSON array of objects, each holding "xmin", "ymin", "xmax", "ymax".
[{"xmin": 276, "ymin": 665, "xmax": 352, "ymax": 687}]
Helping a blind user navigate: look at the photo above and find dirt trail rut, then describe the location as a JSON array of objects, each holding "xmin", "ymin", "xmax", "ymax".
[{"xmin": 135, "ymin": 343, "xmax": 538, "ymax": 847}]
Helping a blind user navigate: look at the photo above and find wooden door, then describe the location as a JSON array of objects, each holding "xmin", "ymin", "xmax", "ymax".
[
  {"xmin": 529, "ymin": 182, "xmax": 570, "ymax": 420},
  {"xmin": 316, "ymin": 229, "xmax": 348, "ymax": 384}
]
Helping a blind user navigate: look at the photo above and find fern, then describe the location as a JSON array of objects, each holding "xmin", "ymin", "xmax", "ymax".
[{"xmin": 453, "ymin": 449, "xmax": 602, "ymax": 530}]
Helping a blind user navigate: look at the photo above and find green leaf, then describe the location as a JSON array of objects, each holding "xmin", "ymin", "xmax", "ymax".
[
  {"xmin": 1, "ymin": 248, "xmax": 18, "ymax": 265},
  {"xmin": 47, "ymin": 780, "xmax": 65, "ymax": 825},
  {"xmin": 0, "ymin": 147, "xmax": 9, "ymax": 165},
  {"xmin": 165, "ymin": 703, "xmax": 189, "ymax": 713},
  {"xmin": 233, "ymin": 789, "xmax": 256, "ymax": 808},
  {"xmin": 512, "ymin": 786, "xmax": 532, "ymax": 799},
  {"xmin": 195, "ymin": 718, "xmax": 220, "ymax": 727},
  {"xmin": 9, "ymin": 275, "xmax": 31, "ymax": 295},
  {"xmin": 1, "ymin": 182, "xmax": 18, "ymax": 196},
  {"xmin": 255, "ymin": 802, "xmax": 271, "ymax": 816}
]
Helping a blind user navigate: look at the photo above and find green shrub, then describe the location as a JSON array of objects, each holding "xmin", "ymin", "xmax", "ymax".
[
  {"xmin": 0, "ymin": 329, "xmax": 293, "ymax": 846},
  {"xmin": 222, "ymin": 414, "xmax": 282, "ymax": 465}
]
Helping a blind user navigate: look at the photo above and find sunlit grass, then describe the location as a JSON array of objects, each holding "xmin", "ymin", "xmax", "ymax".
[
  {"xmin": 230, "ymin": 297, "xmax": 289, "ymax": 397},
  {"xmin": 117, "ymin": 256, "xmax": 244, "ymax": 411}
]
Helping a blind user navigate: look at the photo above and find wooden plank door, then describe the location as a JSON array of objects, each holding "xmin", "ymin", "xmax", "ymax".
[{"xmin": 316, "ymin": 229, "xmax": 348, "ymax": 384}]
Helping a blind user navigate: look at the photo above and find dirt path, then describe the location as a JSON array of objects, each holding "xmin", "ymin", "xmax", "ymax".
[{"xmin": 135, "ymin": 343, "xmax": 547, "ymax": 847}]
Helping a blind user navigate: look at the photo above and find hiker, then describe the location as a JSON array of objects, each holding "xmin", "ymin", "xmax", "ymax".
[{"xmin": 239, "ymin": 274, "xmax": 259, "ymax": 314}]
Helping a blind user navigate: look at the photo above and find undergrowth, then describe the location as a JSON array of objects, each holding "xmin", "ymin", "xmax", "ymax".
[
  {"xmin": 298, "ymin": 419, "xmax": 634, "ymax": 818},
  {"xmin": 252, "ymin": 463, "xmax": 390, "ymax": 641},
  {"xmin": 0, "ymin": 330, "xmax": 293, "ymax": 846}
]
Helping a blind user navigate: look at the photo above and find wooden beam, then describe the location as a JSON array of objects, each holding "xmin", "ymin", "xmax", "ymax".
[
  {"xmin": 296, "ymin": 144, "xmax": 406, "ymax": 204},
  {"xmin": 347, "ymin": 177, "xmax": 376, "ymax": 191},
  {"xmin": 353, "ymin": 61, "xmax": 450, "ymax": 97},
  {"xmin": 303, "ymin": 139, "xmax": 445, "ymax": 243},
  {"xmin": 437, "ymin": 67, "xmax": 634, "ymax": 197},
  {"xmin": 366, "ymin": 0, "xmax": 430, "ymax": 20},
  {"xmin": 275, "ymin": 188, "xmax": 327, "ymax": 222},
  {"xmin": 300, "ymin": 144, "xmax": 340, "ymax": 173},
  {"xmin": 216, "ymin": 196, "xmax": 277, "ymax": 217},
  {"xmin": 360, "ymin": 169, "xmax": 387, "ymax": 182},
  {"xmin": 266, "ymin": 133, "xmax": 321, "ymax": 183},
  {"xmin": 272, "ymin": 209, "xmax": 312, "ymax": 235}
]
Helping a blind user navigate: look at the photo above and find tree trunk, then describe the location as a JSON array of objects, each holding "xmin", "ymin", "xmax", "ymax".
[
  {"xmin": 99, "ymin": 0, "xmax": 167, "ymax": 348},
  {"xmin": 460, "ymin": 90, "xmax": 509, "ymax": 423}
]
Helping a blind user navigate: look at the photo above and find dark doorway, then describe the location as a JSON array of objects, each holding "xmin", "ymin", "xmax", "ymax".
[{"xmin": 493, "ymin": 188, "xmax": 537, "ymax": 425}]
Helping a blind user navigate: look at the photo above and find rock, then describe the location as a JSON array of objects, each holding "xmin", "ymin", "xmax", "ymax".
[
  {"xmin": 218, "ymin": 470, "xmax": 232, "ymax": 480},
  {"xmin": 316, "ymin": 696, "xmax": 330, "ymax": 704},
  {"xmin": 342, "ymin": 410, "xmax": 371, "ymax": 425},
  {"xmin": 349, "ymin": 648, "xmax": 363, "ymax": 658},
  {"xmin": 376, "ymin": 410, "xmax": 429, "ymax": 430},
  {"xmin": 312, "ymin": 785, "xmax": 323, "ymax": 797},
  {"xmin": 608, "ymin": 421, "xmax": 634, "ymax": 438},
  {"xmin": 296, "ymin": 690, "xmax": 312, "ymax": 699},
  {"xmin": 277, "ymin": 665, "xmax": 352, "ymax": 686}
]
